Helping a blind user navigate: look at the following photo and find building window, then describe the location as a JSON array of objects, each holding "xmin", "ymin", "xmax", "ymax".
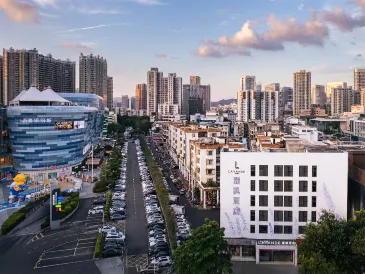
[
  {"xmin": 284, "ymin": 226, "xmax": 293, "ymax": 234},
  {"xmin": 250, "ymin": 210, "xmax": 255, "ymax": 221},
  {"xmin": 208, "ymin": 150, "xmax": 213, "ymax": 156},
  {"xmin": 230, "ymin": 246, "xmax": 241, "ymax": 257},
  {"xmin": 284, "ymin": 165, "xmax": 293, "ymax": 177},
  {"xmin": 299, "ymin": 181, "xmax": 308, "ymax": 192},
  {"xmin": 259, "ymin": 210, "xmax": 268, "ymax": 221},
  {"xmin": 299, "ymin": 196, "xmax": 308, "ymax": 207},
  {"xmin": 259, "ymin": 165, "xmax": 268, "ymax": 176},
  {"xmin": 259, "ymin": 180, "xmax": 268, "ymax": 191},
  {"xmin": 251, "ymin": 165, "xmax": 256, "ymax": 176},
  {"xmin": 250, "ymin": 195, "xmax": 255, "ymax": 206},
  {"xmin": 299, "ymin": 211, "xmax": 308, "ymax": 222},
  {"xmin": 274, "ymin": 196, "xmax": 283, "ymax": 207},
  {"xmin": 312, "ymin": 181, "xmax": 317, "ymax": 192},
  {"xmin": 284, "ymin": 180, "xmax": 293, "ymax": 192},
  {"xmin": 274, "ymin": 180, "xmax": 283, "ymax": 191},
  {"xmin": 250, "ymin": 180, "xmax": 255, "ymax": 191},
  {"xmin": 274, "ymin": 165, "xmax": 283, "ymax": 176},
  {"xmin": 242, "ymin": 245, "xmax": 256, "ymax": 257},
  {"xmin": 284, "ymin": 211, "xmax": 293, "ymax": 222},
  {"xmin": 274, "ymin": 210, "xmax": 283, "ymax": 221},
  {"xmin": 311, "ymin": 211, "xmax": 317, "ymax": 222},
  {"xmin": 274, "ymin": 225, "xmax": 283, "ymax": 234},
  {"xmin": 312, "ymin": 196, "xmax": 317, "ymax": 207},
  {"xmin": 312, "ymin": 166, "xmax": 317, "ymax": 177},
  {"xmin": 259, "ymin": 225, "xmax": 268, "ymax": 234},
  {"xmin": 299, "ymin": 166, "xmax": 308, "ymax": 177},
  {"xmin": 259, "ymin": 195, "xmax": 268, "ymax": 206},
  {"xmin": 250, "ymin": 225, "xmax": 255, "ymax": 233},
  {"xmin": 299, "ymin": 226, "xmax": 306, "ymax": 234},
  {"xmin": 284, "ymin": 196, "xmax": 292, "ymax": 207}
]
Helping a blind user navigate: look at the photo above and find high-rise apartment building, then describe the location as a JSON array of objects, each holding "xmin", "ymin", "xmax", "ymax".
[
  {"xmin": 2, "ymin": 48, "xmax": 76, "ymax": 105},
  {"xmin": 311, "ymin": 84, "xmax": 326, "ymax": 106},
  {"xmin": 293, "ymin": 70, "xmax": 311, "ymax": 117},
  {"xmin": 181, "ymin": 85, "xmax": 190, "ymax": 116},
  {"xmin": 331, "ymin": 87, "xmax": 354, "ymax": 115},
  {"xmin": 361, "ymin": 88, "xmax": 365, "ymax": 106},
  {"xmin": 107, "ymin": 76, "xmax": 113, "ymax": 110},
  {"xmin": 281, "ymin": 87, "xmax": 293, "ymax": 106},
  {"xmin": 326, "ymin": 82, "xmax": 347, "ymax": 104},
  {"xmin": 237, "ymin": 90, "xmax": 279, "ymax": 122},
  {"xmin": 79, "ymin": 53, "xmax": 107, "ymax": 101},
  {"xmin": 121, "ymin": 95, "xmax": 129, "ymax": 109},
  {"xmin": 147, "ymin": 67, "xmax": 163, "ymax": 116},
  {"xmin": 135, "ymin": 83, "xmax": 147, "ymax": 110},
  {"xmin": 240, "ymin": 75, "xmax": 256, "ymax": 91},
  {"xmin": 265, "ymin": 83, "xmax": 280, "ymax": 107},
  {"xmin": 130, "ymin": 96, "xmax": 136, "ymax": 110},
  {"xmin": 158, "ymin": 73, "xmax": 182, "ymax": 117},
  {"xmin": 354, "ymin": 68, "xmax": 365, "ymax": 91},
  {"xmin": 0, "ymin": 56, "xmax": 2, "ymax": 105},
  {"xmin": 190, "ymin": 76, "xmax": 201, "ymax": 85}
]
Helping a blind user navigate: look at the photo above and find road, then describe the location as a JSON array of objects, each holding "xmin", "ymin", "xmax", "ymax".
[
  {"xmin": 125, "ymin": 142, "xmax": 149, "ymax": 273},
  {"xmin": 0, "ymin": 198, "xmax": 102, "ymax": 274}
]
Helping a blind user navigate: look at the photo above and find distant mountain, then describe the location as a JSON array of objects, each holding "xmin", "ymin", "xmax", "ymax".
[{"xmin": 211, "ymin": 98, "xmax": 236, "ymax": 107}]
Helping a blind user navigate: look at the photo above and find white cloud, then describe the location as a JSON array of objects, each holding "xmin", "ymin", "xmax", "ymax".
[
  {"xmin": 78, "ymin": 8, "xmax": 125, "ymax": 15},
  {"xmin": 33, "ymin": 0, "xmax": 57, "ymax": 7},
  {"xmin": 0, "ymin": 0, "xmax": 38, "ymax": 23},
  {"xmin": 129, "ymin": 0, "xmax": 166, "ymax": 5},
  {"xmin": 57, "ymin": 23, "xmax": 129, "ymax": 33}
]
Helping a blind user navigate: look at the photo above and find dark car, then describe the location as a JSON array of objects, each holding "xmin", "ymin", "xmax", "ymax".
[
  {"xmin": 102, "ymin": 248, "xmax": 123, "ymax": 258},
  {"xmin": 93, "ymin": 198, "xmax": 106, "ymax": 205},
  {"xmin": 104, "ymin": 243, "xmax": 124, "ymax": 250}
]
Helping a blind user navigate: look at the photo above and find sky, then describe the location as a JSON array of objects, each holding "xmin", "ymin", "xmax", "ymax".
[{"xmin": 0, "ymin": 0, "xmax": 365, "ymax": 101}]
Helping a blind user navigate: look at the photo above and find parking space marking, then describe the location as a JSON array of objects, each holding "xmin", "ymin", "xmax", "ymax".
[
  {"xmin": 126, "ymin": 254, "xmax": 148, "ymax": 268},
  {"xmin": 35, "ymin": 259, "xmax": 95, "ymax": 269}
]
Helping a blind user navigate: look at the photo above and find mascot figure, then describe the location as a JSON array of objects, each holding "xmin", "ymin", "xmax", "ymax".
[{"xmin": 9, "ymin": 174, "xmax": 26, "ymax": 196}]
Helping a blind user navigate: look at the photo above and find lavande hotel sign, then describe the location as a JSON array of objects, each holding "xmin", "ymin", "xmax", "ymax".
[{"xmin": 228, "ymin": 161, "xmax": 245, "ymax": 174}]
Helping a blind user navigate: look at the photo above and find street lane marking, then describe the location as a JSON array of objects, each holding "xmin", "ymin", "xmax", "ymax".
[{"xmin": 35, "ymin": 259, "xmax": 95, "ymax": 268}]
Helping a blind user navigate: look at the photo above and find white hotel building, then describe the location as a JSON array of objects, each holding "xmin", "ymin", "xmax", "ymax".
[{"xmin": 220, "ymin": 146, "xmax": 348, "ymax": 265}]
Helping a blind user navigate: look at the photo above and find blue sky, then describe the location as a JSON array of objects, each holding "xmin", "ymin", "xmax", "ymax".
[{"xmin": 0, "ymin": 0, "xmax": 365, "ymax": 100}]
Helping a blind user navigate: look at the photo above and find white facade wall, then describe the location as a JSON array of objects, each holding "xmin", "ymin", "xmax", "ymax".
[{"xmin": 220, "ymin": 152, "xmax": 348, "ymax": 240}]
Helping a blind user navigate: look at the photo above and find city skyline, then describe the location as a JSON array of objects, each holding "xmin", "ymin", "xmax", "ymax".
[{"xmin": 1, "ymin": 0, "xmax": 365, "ymax": 100}]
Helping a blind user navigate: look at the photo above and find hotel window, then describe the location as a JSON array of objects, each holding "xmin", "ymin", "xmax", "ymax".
[
  {"xmin": 312, "ymin": 166, "xmax": 317, "ymax": 177},
  {"xmin": 274, "ymin": 180, "xmax": 283, "ymax": 191},
  {"xmin": 274, "ymin": 210, "xmax": 283, "ymax": 221},
  {"xmin": 312, "ymin": 181, "xmax": 317, "ymax": 192},
  {"xmin": 250, "ymin": 195, "xmax": 255, "ymax": 206},
  {"xmin": 250, "ymin": 210, "xmax": 255, "ymax": 221},
  {"xmin": 208, "ymin": 150, "xmax": 213, "ymax": 156},
  {"xmin": 259, "ymin": 180, "xmax": 268, "ymax": 191},
  {"xmin": 259, "ymin": 225, "xmax": 268, "ymax": 234},
  {"xmin": 259, "ymin": 165, "xmax": 268, "ymax": 176},
  {"xmin": 259, "ymin": 210, "xmax": 268, "ymax": 221},
  {"xmin": 299, "ymin": 211, "xmax": 308, "ymax": 222},
  {"xmin": 284, "ymin": 211, "xmax": 293, "ymax": 222},
  {"xmin": 284, "ymin": 196, "xmax": 292, "ymax": 207},
  {"xmin": 299, "ymin": 166, "xmax": 308, "ymax": 177},
  {"xmin": 250, "ymin": 180, "xmax": 255, "ymax": 191},
  {"xmin": 311, "ymin": 211, "xmax": 317, "ymax": 222},
  {"xmin": 274, "ymin": 165, "xmax": 283, "ymax": 176},
  {"xmin": 299, "ymin": 196, "xmax": 308, "ymax": 207},
  {"xmin": 259, "ymin": 195, "xmax": 268, "ymax": 206},
  {"xmin": 274, "ymin": 225, "xmax": 283, "ymax": 234},
  {"xmin": 284, "ymin": 226, "xmax": 293, "ymax": 234},
  {"xmin": 299, "ymin": 181, "xmax": 308, "ymax": 192},
  {"xmin": 274, "ymin": 196, "xmax": 283, "ymax": 207},
  {"xmin": 251, "ymin": 165, "xmax": 256, "ymax": 176},
  {"xmin": 284, "ymin": 165, "xmax": 293, "ymax": 177},
  {"xmin": 250, "ymin": 225, "xmax": 255, "ymax": 233},
  {"xmin": 312, "ymin": 196, "xmax": 317, "ymax": 207},
  {"xmin": 284, "ymin": 180, "xmax": 293, "ymax": 192},
  {"xmin": 299, "ymin": 226, "xmax": 305, "ymax": 234}
]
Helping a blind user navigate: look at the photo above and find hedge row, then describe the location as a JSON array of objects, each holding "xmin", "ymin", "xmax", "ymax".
[
  {"xmin": 93, "ymin": 134, "xmax": 124, "ymax": 193},
  {"xmin": 1, "ymin": 195, "xmax": 50, "ymax": 235},
  {"xmin": 139, "ymin": 136, "xmax": 177, "ymax": 250},
  {"xmin": 94, "ymin": 233, "xmax": 103, "ymax": 258},
  {"xmin": 104, "ymin": 191, "xmax": 112, "ymax": 220}
]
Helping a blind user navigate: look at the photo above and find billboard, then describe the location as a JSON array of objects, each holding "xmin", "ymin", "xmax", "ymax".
[
  {"xmin": 54, "ymin": 121, "xmax": 73, "ymax": 130},
  {"xmin": 51, "ymin": 188, "xmax": 63, "ymax": 221},
  {"xmin": 74, "ymin": 121, "xmax": 85, "ymax": 129}
]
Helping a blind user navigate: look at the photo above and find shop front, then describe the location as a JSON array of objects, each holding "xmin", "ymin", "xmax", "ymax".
[{"xmin": 227, "ymin": 239, "xmax": 297, "ymax": 265}]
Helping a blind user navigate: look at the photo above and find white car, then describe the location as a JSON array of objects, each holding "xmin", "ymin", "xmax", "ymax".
[
  {"xmin": 106, "ymin": 231, "xmax": 126, "ymax": 241},
  {"xmin": 170, "ymin": 175, "xmax": 174, "ymax": 179},
  {"xmin": 99, "ymin": 225, "xmax": 116, "ymax": 233},
  {"xmin": 151, "ymin": 256, "xmax": 172, "ymax": 266},
  {"xmin": 89, "ymin": 208, "xmax": 103, "ymax": 215}
]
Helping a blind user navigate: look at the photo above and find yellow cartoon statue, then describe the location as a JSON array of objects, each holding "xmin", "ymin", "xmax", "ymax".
[{"xmin": 10, "ymin": 174, "xmax": 26, "ymax": 195}]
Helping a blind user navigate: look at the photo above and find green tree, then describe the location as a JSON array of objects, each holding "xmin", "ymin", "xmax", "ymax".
[
  {"xmin": 173, "ymin": 219, "xmax": 232, "ymax": 274},
  {"xmin": 298, "ymin": 210, "xmax": 365, "ymax": 274}
]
